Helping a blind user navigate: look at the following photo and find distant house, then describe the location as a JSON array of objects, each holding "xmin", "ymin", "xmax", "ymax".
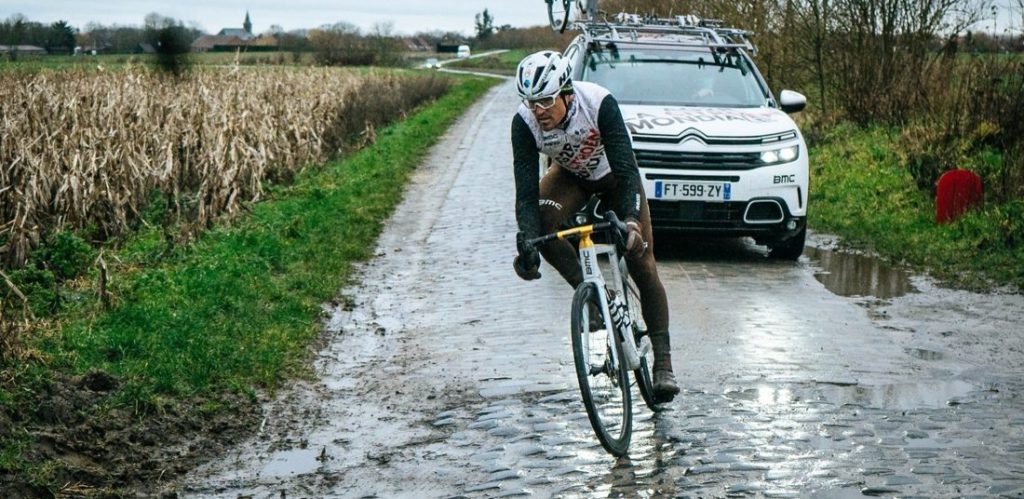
[
  {"xmin": 191, "ymin": 34, "xmax": 277, "ymax": 53},
  {"xmin": 193, "ymin": 11, "xmax": 274, "ymax": 52},
  {"xmin": 192, "ymin": 35, "xmax": 244, "ymax": 52},
  {"xmin": 404, "ymin": 37, "xmax": 431, "ymax": 52},
  {"xmin": 137, "ymin": 43, "xmax": 157, "ymax": 54},
  {"xmin": 0, "ymin": 45, "xmax": 47, "ymax": 55},
  {"xmin": 217, "ymin": 28, "xmax": 255, "ymax": 42}
]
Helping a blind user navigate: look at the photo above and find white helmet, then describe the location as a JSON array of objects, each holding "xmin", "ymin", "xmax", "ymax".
[{"xmin": 516, "ymin": 50, "xmax": 573, "ymax": 101}]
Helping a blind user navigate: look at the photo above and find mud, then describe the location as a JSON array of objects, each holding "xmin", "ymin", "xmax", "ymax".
[
  {"xmin": 171, "ymin": 80, "xmax": 1024, "ymax": 497},
  {"xmin": 0, "ymin": 372, "xmax": 262, "ymax": 497}
]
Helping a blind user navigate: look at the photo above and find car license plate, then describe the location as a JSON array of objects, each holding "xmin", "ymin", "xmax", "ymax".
[{"xmin": 654, "ymin": 181, "xmax": 731, "ymax": 201}]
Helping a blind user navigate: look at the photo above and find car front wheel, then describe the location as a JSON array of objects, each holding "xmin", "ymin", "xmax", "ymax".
[{"xmin": 768, "ymin": 226, "xmax": 806, "ymax": 260}]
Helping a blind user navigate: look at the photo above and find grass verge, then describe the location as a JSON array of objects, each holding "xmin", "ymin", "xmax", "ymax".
[
  {"xmin": 444, "ymin": 49, "xmax": 530, "ymax": 75},
  {"xmin": 808, "ymin": 124, "xmax": 1024, "ymax": 290},
  {"xmin": 0, "ymin": 74, "xmax": 500, "ymax": 494}
]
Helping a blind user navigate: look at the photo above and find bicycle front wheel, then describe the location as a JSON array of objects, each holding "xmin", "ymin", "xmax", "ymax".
[
  {"xmin": 571, "ymin": 282, "xmax": 631, "ymax": 456},
  {"xmin": 547, "ymin": 0, "xmax": 572, "ymax": 33}
]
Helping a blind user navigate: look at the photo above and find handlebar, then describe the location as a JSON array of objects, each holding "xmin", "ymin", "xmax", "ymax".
[{"xmin": 519, "ymin": 211, "xmax": 628, "ymax": 253}]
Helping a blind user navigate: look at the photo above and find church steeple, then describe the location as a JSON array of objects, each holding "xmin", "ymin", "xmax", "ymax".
[{"xmin": 243, "ymin": 11, "xmax": 252, "ymax": 34}]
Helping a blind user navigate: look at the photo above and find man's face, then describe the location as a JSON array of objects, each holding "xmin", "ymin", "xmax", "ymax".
[{"xmin": 529, "ymin": 94, "xmax": 572, "ymax": 131}]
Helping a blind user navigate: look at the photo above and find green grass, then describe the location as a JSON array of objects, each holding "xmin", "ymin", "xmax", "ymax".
[
  {"xmin": 0, "ymin": 74, "xmax": 499, "ymax": 485},
  {"xmin": 445, "ymin": 49, "xmax": 531, "ymax": 74},
  {"xmin": 808, "ymin": 124, "xmax": 1024, "ymax": 289}
]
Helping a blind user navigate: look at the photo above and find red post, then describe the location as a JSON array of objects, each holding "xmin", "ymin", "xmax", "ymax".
[{"xmin": 935, "ymin": 169, "xmax": 983, "ymax": 224}]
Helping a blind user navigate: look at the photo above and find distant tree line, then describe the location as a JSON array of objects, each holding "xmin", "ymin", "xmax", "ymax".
[
  {"xmin": 0, "ymin": 13, "xmax": 208, "ymax": 56},
  {"xmin": 598, "ymin": 0, "xmax": 1020, "ymax": 120},
  {"xmin": 473, "ymin": 25, "xmax": 577, "ymax": 51},
  {"xmin": 0, "ymin": 15, "xmax": 77, "ymax": 54},
  {"xmin": 1, "ymin": 12, "xmax": 480, "ymax": 70}
]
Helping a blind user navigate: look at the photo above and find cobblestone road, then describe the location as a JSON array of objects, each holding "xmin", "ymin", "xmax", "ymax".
[{"xmin": 180, "ymin": 80, "xmax": 1024, "ymax": 498}]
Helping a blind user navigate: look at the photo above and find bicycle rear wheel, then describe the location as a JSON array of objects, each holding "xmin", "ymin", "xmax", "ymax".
[
  {"xmin": 622, "ymin": 270, "xmax": 659, "ymax": 410},
  {"xmin": 547, "ymin": 0, "xmax": 572, "ymax": 33},
  {"xmin": 571, "ymin": 282, "xmax": 631, "ymax": 456}
]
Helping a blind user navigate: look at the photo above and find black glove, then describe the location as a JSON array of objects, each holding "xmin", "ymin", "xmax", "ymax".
[
  {"xmin": 624, "ymin": 218, "xmax": 646, "ymax": 258},
  {"xmin": 514, "ymin": 232, "xmax": 541, "ymax": 280},
  {"xmin": 513, "ymin": 251, "xmax": 541, "ymax": 280}
]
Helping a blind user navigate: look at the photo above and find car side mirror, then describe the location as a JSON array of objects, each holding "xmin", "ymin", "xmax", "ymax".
[{"xmin": 779, "ymin": 90, "xmax": 807, "ymax": 113}]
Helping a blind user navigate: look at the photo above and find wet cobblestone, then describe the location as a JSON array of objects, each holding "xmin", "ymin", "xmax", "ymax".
[{"xmin": 180, "ymin": 80, "xmax": 1024, "ymax": 498}]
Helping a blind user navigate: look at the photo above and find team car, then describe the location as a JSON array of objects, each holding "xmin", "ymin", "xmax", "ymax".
[{"xmin": 561, "ymin": 14, "xmax": 809, "ymax": 259}]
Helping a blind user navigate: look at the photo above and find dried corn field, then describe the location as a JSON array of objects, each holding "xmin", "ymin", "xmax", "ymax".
[{"xmin": 0, "ymin": 66, "xmax": 450, "ymax": 267}]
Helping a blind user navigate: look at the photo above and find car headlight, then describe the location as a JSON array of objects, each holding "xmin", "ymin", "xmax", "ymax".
[{"xmin": 760, "ymin": 145, "xmax": 799, "ymax": 165}]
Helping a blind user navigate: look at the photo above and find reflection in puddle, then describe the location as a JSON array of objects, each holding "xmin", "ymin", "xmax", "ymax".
[
  {"xmin": 805, "ymin": 246, "xmax": 916, "ymax": 298},
  {"xmin": 815, "ymin": 380, "xmax": 975, "ymax": 410},
  {"xmin": 727, "ymin": 381, "xmax": 977, "ymax": 411}
]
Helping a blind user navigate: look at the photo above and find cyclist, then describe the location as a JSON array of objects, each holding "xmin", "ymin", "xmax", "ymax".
[{"xmin": 510, "ymin": 50, "xmax": 680, "ymax": 401}]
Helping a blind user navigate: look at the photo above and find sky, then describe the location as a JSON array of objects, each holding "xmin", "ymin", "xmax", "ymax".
[
  {"xmin": 2, "ymin": 1, "xmax": 1020, "ymax": 36},
  {"xmin": 0, "ymin": 1, "xmax": 549, "ymax": 35}
]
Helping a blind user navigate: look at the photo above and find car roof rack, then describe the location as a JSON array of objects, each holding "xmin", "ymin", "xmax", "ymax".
[{"xmin": 576, "ymin": 13, "xmax": 758, "ymax": 57}]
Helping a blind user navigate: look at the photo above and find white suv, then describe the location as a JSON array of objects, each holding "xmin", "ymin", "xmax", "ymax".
[{"xmin": 565, "ymin": 16, "xmax": 809, "ymax": 259}]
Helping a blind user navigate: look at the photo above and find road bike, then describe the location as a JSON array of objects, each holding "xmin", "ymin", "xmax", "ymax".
[
  {"xmin": 518, "ymin": 209, "xmax": 659, "ymax": 456},
  {"xmin": 546, "ymin": 0, "xmax": 599, "ymax": 33}
]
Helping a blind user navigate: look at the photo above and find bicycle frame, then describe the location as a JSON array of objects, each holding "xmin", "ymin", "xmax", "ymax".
[
  {"xmin": 551, "ymin": 223, "xmax": 641, "ymax": 373},
  {"xmin": 521, "ymin": 212, "xmax": 657, "ymax": 455}
]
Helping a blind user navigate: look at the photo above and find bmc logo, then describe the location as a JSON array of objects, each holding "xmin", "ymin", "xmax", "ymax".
[{"xmin": 773, "ymin": 175, "xmax": 796, "ymax": 184}]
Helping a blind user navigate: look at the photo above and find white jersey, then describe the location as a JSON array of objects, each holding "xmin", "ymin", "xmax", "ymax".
[{"xmin": 517, "ymin": 81, "xmax": 612, "ymax": 181}]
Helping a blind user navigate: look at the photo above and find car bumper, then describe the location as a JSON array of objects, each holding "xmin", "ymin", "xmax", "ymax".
[{"xmin": 649, "ymin": 198, "xmax": 805, "ymax": 241}]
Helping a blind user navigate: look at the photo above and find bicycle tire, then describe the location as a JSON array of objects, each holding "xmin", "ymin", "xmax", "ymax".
[
  {"xmin": 571, "ymin": 282, "xmax": 631, "ymax": 456},
  {"xmin": 547, "ymin": 0, "xmax": 572, "ymax": 33},
  {"xmin": 622, "ymin": 271, "xmax": 659, "ymax": 410}
]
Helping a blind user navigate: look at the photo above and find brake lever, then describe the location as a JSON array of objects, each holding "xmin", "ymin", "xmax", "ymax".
[
  {"xmin": 602, "ymin": 211, "xmax": 628, "ymax": 235},
  {"xmin": 601, "ymin": 211, "xmax": 630, "ymax": 251}
]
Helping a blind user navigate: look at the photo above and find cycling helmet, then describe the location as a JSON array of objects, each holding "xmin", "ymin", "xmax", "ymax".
[{"xmin": 516, "ymin": 50, "xmax": 573, "ymax": 101}]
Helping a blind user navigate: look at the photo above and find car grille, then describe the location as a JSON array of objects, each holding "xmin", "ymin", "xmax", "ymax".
[
  {"xmin": 635, "ymin": 150, "xmax": 761, "ymax": 170},
  {"xmin": 650, "ymin": 200, "xmax": 747, "ymax": 224}
]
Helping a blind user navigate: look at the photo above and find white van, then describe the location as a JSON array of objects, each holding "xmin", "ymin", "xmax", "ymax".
[{"xmin": 457, "ymin": 45, "xmax": 471, "ymax": 58}]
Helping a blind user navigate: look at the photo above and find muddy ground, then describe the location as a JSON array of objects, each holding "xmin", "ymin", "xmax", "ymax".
[
  {"xmin": 3, "ymin": 80, "xmax": 1022, "ymax": 498},
  {"xmin": 0, "ymin": 373, "xmax": 262, "ymax": 497}
]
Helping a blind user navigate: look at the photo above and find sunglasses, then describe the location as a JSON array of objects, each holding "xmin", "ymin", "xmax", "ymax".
[{"xmin": 524, "ymin": 96, "xmax": 558, "ymax": 111}]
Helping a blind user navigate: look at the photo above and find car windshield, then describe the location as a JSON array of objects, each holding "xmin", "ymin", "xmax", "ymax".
[{"xmin": 581, "ymin": 47, "xmax": 769, "ymax": 107}]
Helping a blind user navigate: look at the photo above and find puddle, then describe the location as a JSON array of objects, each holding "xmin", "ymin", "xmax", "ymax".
[
  {"xmin": 260, "ymin": 448, "xmax": 322, "ymax": 478},
  {"xmin": 815, "ymin": 380, "xmax": 976, "ymax": 410},
  {"xmin": 805, "ymin": 247, "xmax": 916, "ymax": 298}
]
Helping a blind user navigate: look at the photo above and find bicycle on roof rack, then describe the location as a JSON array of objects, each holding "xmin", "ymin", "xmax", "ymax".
[
  {"xmin": 546, "ymin": 0, "xmax": 598, "ymax": 33},
  {"xmin": 546, "ymin": 0, "xmax": 758, "ymax": 56}
]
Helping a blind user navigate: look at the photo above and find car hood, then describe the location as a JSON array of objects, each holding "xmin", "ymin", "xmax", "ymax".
[{"xmin": 619, "ymin": 104, "xmax": 797, "ymax": 140}]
